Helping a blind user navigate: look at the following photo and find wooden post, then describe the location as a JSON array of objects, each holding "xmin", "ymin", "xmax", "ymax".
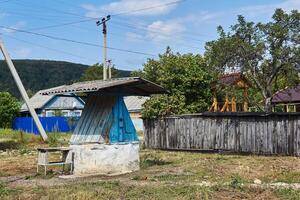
[
  {"xmin": 243, "ymin": 87, "xmax": 249, "ymax": 112},
  {"xmin": 231, "ymin": 97, "xmax": 237, "ymax": 112}
]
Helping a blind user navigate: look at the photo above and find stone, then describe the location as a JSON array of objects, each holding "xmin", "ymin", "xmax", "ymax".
[{"xmin": 254, "ymin": 178, "xmax": 262, "ymax": 184}]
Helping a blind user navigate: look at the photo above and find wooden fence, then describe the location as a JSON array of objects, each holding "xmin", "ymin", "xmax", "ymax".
[{"xmin": 144, "ymin": 113, "xmax": 300, "ymax": 156}]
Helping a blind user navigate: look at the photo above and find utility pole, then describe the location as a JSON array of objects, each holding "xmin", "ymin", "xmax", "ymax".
[
  {"xmin": 0, "ymin": 39, "xmax": 48, "ymax": 141},
  {"xmin": 96, "ymin": 15, "xmax": 110, "ymax": 80}
]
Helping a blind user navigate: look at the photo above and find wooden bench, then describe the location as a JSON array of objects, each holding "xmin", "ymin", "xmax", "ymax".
[{"xmin": 37, "ymin": 147, "xmax": 73, "ymax": 175}]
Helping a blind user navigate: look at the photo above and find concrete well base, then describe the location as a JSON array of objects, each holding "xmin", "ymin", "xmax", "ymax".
[{"xmin": 69, "ymin": 143, "xmax": 139, "ymax": 176}]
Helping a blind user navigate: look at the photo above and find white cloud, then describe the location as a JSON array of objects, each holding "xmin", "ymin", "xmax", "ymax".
[
  {"xmin": 14, "ymin": 47, "xmax": 31, "ymax": 58},
  {"xmin": 147, "ymin": 20, "xmax": 185, "ymax": 42},
  {"xmin": 82, "ymin": 0, "xmax": 179, "ymax": 17},
  {"xmin": 125, "ymin": 32, "xmax": 144, "ymax": 42}
]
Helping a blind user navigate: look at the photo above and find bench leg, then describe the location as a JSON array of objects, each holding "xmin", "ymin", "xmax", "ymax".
[{"xmin": 44, "ymin": 165, "xmax": 47, "ymax": 176}]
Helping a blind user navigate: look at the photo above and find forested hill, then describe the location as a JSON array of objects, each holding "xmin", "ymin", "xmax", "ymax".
[{"xmin": 0, "ymin": 59, "xmax": 131, "ymax": 98}]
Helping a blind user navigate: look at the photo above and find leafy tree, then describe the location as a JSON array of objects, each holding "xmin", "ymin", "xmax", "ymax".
[
  {"xmin": 205, "ymin": 9, "xmax": 300, "ymax": 112},
  {"xmin": 0, "ymin": 92, "xmax": 20, "ymax": 128},
  {"xmin": 133, "ymin": 47, "xmax": 215, "ymax": 118},
  {"xmin": 80, "ymin": 63, "xmax": 122, "ymax": 81}
]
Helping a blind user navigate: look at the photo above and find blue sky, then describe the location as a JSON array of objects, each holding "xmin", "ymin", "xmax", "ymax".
[{"xmin": 0, "ymin": 0, "xmax": 299, "ymax": 71}]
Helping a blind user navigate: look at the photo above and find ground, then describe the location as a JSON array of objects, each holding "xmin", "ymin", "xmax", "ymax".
[{"xmin": 0, "ymin": 129, "xmax": 300, "ymax": 200}]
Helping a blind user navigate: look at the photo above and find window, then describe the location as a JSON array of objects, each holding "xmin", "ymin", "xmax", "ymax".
[{"xmin": 46, "ymin": 111, "xmax": 55, "ymax": 117}]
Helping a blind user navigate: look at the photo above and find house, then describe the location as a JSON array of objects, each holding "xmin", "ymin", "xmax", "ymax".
[
  {"xmin": 20, "ymin": 88, "xmax": 85, "ymax": 117},
  {"xmin": 272, "ymin": 85, "xmax": 300, "ymax": 112}
]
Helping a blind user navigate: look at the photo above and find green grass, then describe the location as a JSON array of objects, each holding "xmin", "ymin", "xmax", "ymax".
[{"xmin": 274, "ymin": 188, "xmax": 300, "ymax": 200}]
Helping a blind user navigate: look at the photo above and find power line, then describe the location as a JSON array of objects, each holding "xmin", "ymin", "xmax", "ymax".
[
  {"xmin": 2, "ymin": 34, "xmax": 99, "ymax": 62},
  {"xmin": 0, "ymin": 25, "xmax": 156, "ymax": 57}
]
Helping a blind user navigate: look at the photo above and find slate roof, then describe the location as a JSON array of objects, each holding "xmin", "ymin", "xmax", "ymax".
[
  {"xmin": 124, "ymin": 96, "xmax": 149, "ymax": 112},
  {"xmin": 20, "ymin": 90, "xmax": 53, "ymax": 112},
  {"xmin": 40, "ymin": 77, "xmax": 166, "ymax": 96},
  {"xmin": 21, "ymin": 86, "xmax": 83, "ymax": 112},
  {"xmin": 272, "ymin": 85, "xmax": 300, "ymax": 104},
  {"xmin": 21, "ymin": 91, "xmax": 149, "ymax": 113}
]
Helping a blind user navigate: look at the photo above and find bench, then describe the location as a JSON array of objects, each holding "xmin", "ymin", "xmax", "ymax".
[{"xmin": 37, "ymin": 147, "xmax": 73, "ymax": 175}]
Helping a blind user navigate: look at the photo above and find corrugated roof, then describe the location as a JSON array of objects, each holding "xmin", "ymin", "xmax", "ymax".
[
  {"xmin": 40, "ymin": 77, "xmax": 166, "ymax": 96},
  {"xmin": 124, "ymin": 96, "xmax": 149, "ymax": 112},
  {"xmin": 20, "ymin": 90, "xmax": 53, "ymax": 112},
  {"xmin": 272, "ymin": 85, "xmax": 300, "ymax": 103},
  {"xmin": 21, "ymin": 85, "xmax": 81, "ymax": 112}
]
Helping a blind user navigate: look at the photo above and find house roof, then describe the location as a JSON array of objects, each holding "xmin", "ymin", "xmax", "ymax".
[
  {"xmin": 40, "ymin": 77, "xmax": 166, "ymax": 96},
  {"xmin": 20, "ymin": 90, "xmax": 53, "ymax": 112},
  {"xmin": 21, "ymin": 86, "xmax": 84, "ymax": 112},
  {"xmin": 124, "ymin": 96, "xmax": 149, "ymax": 112},
  {"xmin": 272, "ymin": 85, "xmax": 300, "ymax": 104},
  {"xmin": 219, "ymin": 73, "xmax": 249, "ymax": 87}
]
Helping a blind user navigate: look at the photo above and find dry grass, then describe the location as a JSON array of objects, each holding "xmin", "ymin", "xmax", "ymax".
[{"xmin": 1, "ymin": 129, "xmax": 300, "ymax": 199}]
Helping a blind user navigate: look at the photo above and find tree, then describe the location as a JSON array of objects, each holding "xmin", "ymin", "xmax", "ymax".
[
  {"xmin": 0, "ymin": 92, "xmax": 20, "ymax": 128},
  {"xmin": 80, "ymin": 63, "xmax": 121, "ymax": 81},
  {"xmin": 205, "ymin": 9, "xmax": 300, "ymax": 112},
  {"xmin": 132, "ymin": 47, "xmax": 215, "ymax": 118}
]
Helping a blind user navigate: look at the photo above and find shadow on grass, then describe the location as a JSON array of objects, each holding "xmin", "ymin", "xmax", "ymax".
[
  {"xmin": 0, "ymin": 141, "xmax": 22, "ymax": 151},
  {"xmin": 141, "ymin": 154, "xmax": 172, "ymax": 169}
]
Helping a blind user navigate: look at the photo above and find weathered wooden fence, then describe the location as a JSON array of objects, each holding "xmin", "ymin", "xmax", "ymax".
[{"xmin": 144, "ymin": 113, "xmax": 300, "ymax": 156}]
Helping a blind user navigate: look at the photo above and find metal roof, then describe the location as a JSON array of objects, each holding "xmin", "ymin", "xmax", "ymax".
[
  {"xmin": 272, "ymin": 85, "xmax": 300, "ymax": 103},
  {"xmin": 40, "ymin": 77, "xmax": 166, "ymax": 96},
  {"xmin": 124, "ymin": 96, "xmax": 149, "ymax": 112}
]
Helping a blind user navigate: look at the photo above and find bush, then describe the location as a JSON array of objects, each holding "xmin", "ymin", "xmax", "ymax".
[{"xmin": 0, "ymin": 92, "xmax": 20, "ymax": 128}]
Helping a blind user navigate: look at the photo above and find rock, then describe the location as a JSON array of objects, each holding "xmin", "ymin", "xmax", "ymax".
[{"xmin": 254, "ymin": 179, "xmax": 262, "ymax": 184}]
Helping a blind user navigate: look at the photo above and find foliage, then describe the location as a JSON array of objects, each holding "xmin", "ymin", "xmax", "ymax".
[
  {"xmin": 0, "ymin": 60, "xmax": 131, "ymax": 99},
  {"xmin": 205, "ymin": 9, "xmax": 300, "ymax": 112},
  {"xmin": 0, "ymin": 92, "xmax": 20, "ymax": 128},
  {"xmin": 133, "ymin": 47, "xmax": 215, "ymax": 119},
  {"xmin": 80, "ymin": 63, "xmax": 130, "ymax": 81}
]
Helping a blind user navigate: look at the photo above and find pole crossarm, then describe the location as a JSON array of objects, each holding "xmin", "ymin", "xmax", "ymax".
[
  {"xmin": 96, "ymin": 15, "xmax": 111, "ymax": 80},
  {"xmin": 0, "ymin": 39, "xmax": 48, "ymax": 141}
]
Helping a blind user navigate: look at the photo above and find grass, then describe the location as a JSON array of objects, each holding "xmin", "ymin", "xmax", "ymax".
[{"xmin": 1, "ymin": 129, "xmax": 300, "ymax": 199}]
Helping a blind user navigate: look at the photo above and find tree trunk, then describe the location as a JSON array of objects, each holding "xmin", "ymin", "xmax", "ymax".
[{"xmin": 264, "ymin": 97, "xmax": 272, "ymax": 112}]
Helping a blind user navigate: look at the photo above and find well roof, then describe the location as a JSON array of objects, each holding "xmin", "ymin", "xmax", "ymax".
[{"xmin": 40, "ymin": 77, "xmax": 166, "ymax": 96}]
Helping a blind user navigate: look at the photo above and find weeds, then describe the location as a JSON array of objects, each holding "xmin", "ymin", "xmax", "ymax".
[
  {"xmin": 229, "ymin": 174, "xmax": 244, "ymax": 189},
  {"xmin": 140, "ymin": 153, "xmax": 171, "ymax": 169}
]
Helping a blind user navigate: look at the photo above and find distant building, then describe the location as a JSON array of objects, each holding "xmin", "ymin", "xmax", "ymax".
[
  {"xmin": 20, "ymin": 88, "xmax": 85, "ymax": 117},
  {"xmin": 272, "ymin": 85, "xmax": 300, "ymax": 112},
  {"xmin": 124, "ymin": 96, "xmax": 149, "ymax": 131}
]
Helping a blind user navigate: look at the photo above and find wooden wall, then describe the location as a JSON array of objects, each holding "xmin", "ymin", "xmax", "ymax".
[{"xmin": 144, "ymin": 113, "xmax": 300, "ymax": 156}]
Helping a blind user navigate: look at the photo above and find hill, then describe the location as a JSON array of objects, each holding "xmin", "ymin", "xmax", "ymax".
[{"xmin": 0, "ymin": 59, "xmax": 131, "ymax": 98}]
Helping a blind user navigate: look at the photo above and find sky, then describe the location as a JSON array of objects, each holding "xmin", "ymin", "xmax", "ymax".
[{"xmin": 0, "ymin": 0, "xmax": 299, "ymax": 71}]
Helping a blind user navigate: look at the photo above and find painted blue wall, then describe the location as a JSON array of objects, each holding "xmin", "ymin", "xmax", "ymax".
[{"xmin": 109, "ymin": 96, "xmax": 138, "ymax": 143}]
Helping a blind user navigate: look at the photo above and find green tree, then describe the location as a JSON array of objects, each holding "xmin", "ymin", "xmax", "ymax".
[
  {"xmin": 0, "ymin": 92, "xmax": 20, "ymax": 128},
  {"xmin": 133, "ymin": 47, "xmax": 215, "ymax": 119},
  {"xmin": 205, "ymin": 9, "xmax": 300, "ymax": 112},
  {"xmin": 80, "ymin": 63, "xmax": 121, "ymax": 81}
]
